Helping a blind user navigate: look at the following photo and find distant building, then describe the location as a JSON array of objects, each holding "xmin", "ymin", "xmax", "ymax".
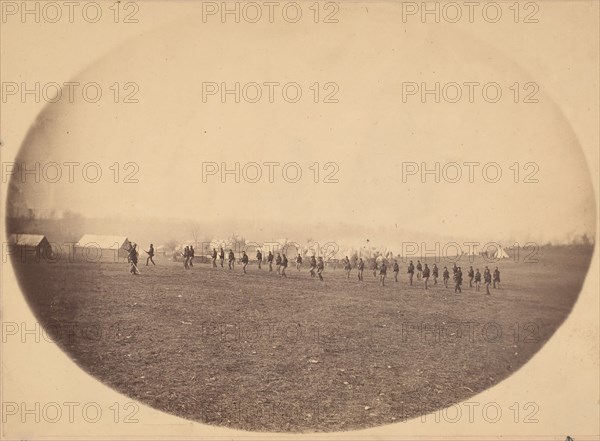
[{"xmin": 7, "ymin": 233, "xmax": 53, "ymax": 262}]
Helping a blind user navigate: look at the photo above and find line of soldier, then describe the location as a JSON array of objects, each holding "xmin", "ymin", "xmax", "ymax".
[{"xmin": 200, "ymin": 247, "xmax": 501, "ymax": 291}]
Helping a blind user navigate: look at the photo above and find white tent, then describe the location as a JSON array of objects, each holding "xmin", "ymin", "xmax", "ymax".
[
  {"xmin": 491, "ymin": 247, "xmax": 510, "ymax": 259},
  {"xmin": 75, "ymin": 234, "xmax": 131, "ymax": 262}
]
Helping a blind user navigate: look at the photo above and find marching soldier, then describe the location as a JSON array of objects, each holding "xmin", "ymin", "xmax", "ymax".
[
  {"xmin": 256, "ymin": 249, "xmax": 262, "ymax": 269},
  {"xmin": 281, "ymin": 254, "xmax": 288, "ymax": 277},
  {"xmin": 392, "ymin": 260, "xmax": 399, "ymax": 282},
  {"xmin": 379, "ymin": 260, "xmax": 387, "ymax": 286},
  {"xmin": 219, "ymin": 247, "xmax": 225, "ymax": 268},
  {"xmin": 212, "ymin": 248, "xmax": 218, "ymax": 267},
  {"xmin": 129, "ymin": 243, "xmax": 140, "ymax": 275},
  {"xmin": 344, "ymin": 256, "xmax": 352, "ymax": 278},
  {"xmin": 432, "ymin": 264, "xmax": 439, "ymax": 285},
  {"xmin": 183, "ymin": 246, "xmax": 190, "ymax": 269},
  {"xmin": 268, "ymin": 251, "xmax": 274, "ymax": 271},
  {"xmin": 484, "ymin": 266, "xmax": 492, "ymax": 295},
  {"xmin": 228, "ymin": 249, "xmax": 235, "ymax": 270},
  {"xmin": 357, "ymin": 257, "xmax": 364, "ymax": 281},
  {"xmin": 145, "ymin": 244, "xmax": 155, "ymax": 266},
  {"xmin": 309, "ymin": 255, "xmax": 317, "ymax": 277},
  {"xmin": 454, "ymin": 266, "xmax": 462, "ymax": 293},
  {"xmin": 468, "ymin": 266, "xmax": 474, "ymax": 287},
  {"xmin": 423, "ymin": 263, "xmax": 430, "ymax": 290},
  {"xmin": 474, "ymin": 268, "xmax": 482, "ymax": 291},
  {"xmin": 275, "ymin": 253, "xmax": 282, "ymax": 274},
  {"xmin": 189, "ymin": 245, "xmax": 195, "ymax": 267},
  {"xmin": 241, "ymin": 251, "xmax": 249, "ymax": 274},
  {"xmin": 408, "ymin": 260, "xmax": 415, "ymax": 285},
  {"xmin": 296, "ymin": 253, "xmax": 303, "ymax": 271},
  {"xmin": 317, "ymin": 256, "xmax": 325, "ymax": 281},
  {"xmin": 493, "ymin": 267, "xmax": 501, "ymax": 289},
  {"xmin": 416, "ymin": 260, "xmax": 423, "ymax": 280},
  {"xmin": 443, "ymin": 266, "xmax": 450, "ymax": 288},
  {"xmin": 372, "ymin": 259, "xmax": 378, "ymax": 278}
]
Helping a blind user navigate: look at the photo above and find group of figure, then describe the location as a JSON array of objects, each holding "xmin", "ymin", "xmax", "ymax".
[
  {"xmin": 392, "ymin": 260, "xmax": 501, "ymax": 294},
  {"xmin": 207, "ymin": 248, "xmax": 326, "ymax": 280},
  {"xmin": 126, "ymin": 243, "xmax": 157, "ymax": 275},
  {"xmin": 202, "ymin": 248, "xmax": 502, "ymax": 292},
  {"xmin": 143, "ymin": 244, "xmax": 503, "ymax": 293}
]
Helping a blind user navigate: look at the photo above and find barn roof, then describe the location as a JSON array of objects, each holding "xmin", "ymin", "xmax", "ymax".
[
  {"xmin": 77, "ymin": 234, "xmax": 130, "ymax": 249},
  {"xmin": 7, "ymin": 234, "xmax": 48, "ymax": 247}
]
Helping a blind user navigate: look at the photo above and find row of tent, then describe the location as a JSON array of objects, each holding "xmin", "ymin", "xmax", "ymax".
[
  {"xmin": 7, "ymin": 233, "xmax": 132, "ymax": 262},
  {"xmin": 6, "ymin": 233, "xmax": 512, "ymax": 263}
]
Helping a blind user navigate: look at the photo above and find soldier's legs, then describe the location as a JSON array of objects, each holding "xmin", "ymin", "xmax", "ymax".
[
  {"xmin": 469, "ymin": 277, "xmax": 473, "ymax": 287},
  {"xmin": 409, "ymin": 274, "xmax": 413, "ymax": 285},
  {"xmin": 424, "ymin": 277, "xmax": 428, "ymax": 290}
]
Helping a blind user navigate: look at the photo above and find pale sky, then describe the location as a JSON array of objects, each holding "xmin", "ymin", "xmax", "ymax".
[{"xmin": 6, "ymin": 8, "xmax": 596, "ymax": 245}]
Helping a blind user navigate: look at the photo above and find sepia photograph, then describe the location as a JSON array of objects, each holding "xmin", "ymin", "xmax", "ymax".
[{"xmin": 1, "ymin": 1, "xmax": 598, "ymax": 440}]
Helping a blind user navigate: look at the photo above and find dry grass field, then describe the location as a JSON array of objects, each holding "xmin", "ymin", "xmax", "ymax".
[{"xmin": 12, "ymin": 245, "xmax": 594, "ymax": 432}]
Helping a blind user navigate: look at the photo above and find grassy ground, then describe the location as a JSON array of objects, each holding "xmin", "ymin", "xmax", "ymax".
[{"xmin": 12, "ymin": 246, "xmax": 593, "ymax": 432}]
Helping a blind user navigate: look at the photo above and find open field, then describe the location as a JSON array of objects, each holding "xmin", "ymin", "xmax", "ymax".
[{"xmin": 12, "ymin": 245, "xmax": 594, "ymax": 432}]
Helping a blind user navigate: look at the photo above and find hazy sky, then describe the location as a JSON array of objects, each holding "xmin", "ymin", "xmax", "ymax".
[{"xmin": 6, "ymin": 10, "xmax": 596, "ymax": 245}]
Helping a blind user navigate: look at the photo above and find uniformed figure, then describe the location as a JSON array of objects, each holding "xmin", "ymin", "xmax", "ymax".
[
  {"xmin": 129, "ymin": 243, "xmax": 140, "ymax": 275},
  {"xmin": 357, "ymin": 258, "xmax": 364, "ymax": 281},
  {"xmin": 275, "ymin": 253, "xmax": 282, "ymax": 274},
  {"xmin": 309, "ymin": 255, "xmax": 317, "ymax": 277},
  {"xmin": 379, "ymin": 260, "xmax": 387, "ymax": 286},
  {"xmin": 267, "ymin": 251, "xmax": 274, "ymax": 271},
  {"xmin": 432, "ymin": 264, "xmax": 439, "ymax": 285},
  {"xmin": 372, "ymin": 259, "xmax": 378, "ymax": 278},
  {"xmin": 392, "ymin": 260, "xmax": 399, "ymax": 282},
  {"xmin": 452, "ymin": 263, "xmax": 458, "ymax": 275},
  {"xmin": 408, "ymin": 261, "xmax": 415, "ymax": 285},
  {"xmin": 183, "ymin": 246, "xmax": 190, "ymax": 269},
  {"xmin": 281, "ymin": 254, "xmax": 288, "ymax": 277},
  {"xmin": 241, "ymin": 251, "xmax": 249, "ymax": 274},
  {"xmin": 219, "ymin": 247, "xmax": 225, "ymax": 268},
  {"xmin": 296, "ymin": 253, "xmax": 303, "ymax": 271},
  {"xmin": 343, "ymin": 256, "xmax": 352, "ymax": 278},
  {"xmin": 228, "ymin": 249, "xmax": 235, "ymax": 270},
  {"xmin": 316, "ymin": 257, "xmax": 325, "ymax": 281},
  {"xmin": 484, "ymin": 266, "xmax": 492, "ymax": 295},
  {"xmin": 256, "ymin": 249, "xmax": 262, "ymax": 269},
  {"xmin": 454, "ymin": 266, "xmax": 463, "ymax": 293},
  {"xmin": 423, "ymin": 263, "xmax": 430, "ymax": 290},
  {"xmin": 189, "ymin": 245, "xmax": 195, "ymax": 267},
  {"xmin": 474, "ymin": 268, "xmax": 482, "ymax": 291},
  {"xmin": 212, "ymin": 248, "xmax": 218, "ymax": 267},
  {"xmin": 416, "ymin": 260, "xmax": 423, "ymax": 280},
  {"xmin": 468, "ymin": 266, "xmax": 474, "ymax": 287},
  {"xmin": 442, "ymin": 266, "xmax": 450, "ymax": 288},
  {"xmin": 145, "ymin": 244, "xmax": 155, "ymax": 266},
  {"xmin": 493, "ymin": 267, "xmax": 501, "ymax": 289}
]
